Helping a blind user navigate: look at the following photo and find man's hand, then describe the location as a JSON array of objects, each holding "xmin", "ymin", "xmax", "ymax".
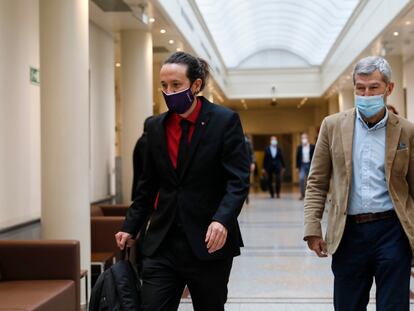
[
  {"xmin": 205, "ymin": 221, "xmax": 228, "ymax": 254},
  {"xmin": 306, "ymin": 236, "xmax": 328, "ymax": 257},
  {"xmin": 115, "ymin": 231, "xmax": 134, "ymax": 250},
  {"xmin": 250, "ymin": 163, "xmax": 255, "ymax": 172}
]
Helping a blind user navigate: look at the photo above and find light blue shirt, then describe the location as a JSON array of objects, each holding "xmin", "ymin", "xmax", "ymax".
[
  {"xmin": 347, "ymin": 109, "xmax": 394, "ymax": 215},
  {"xmin": 270, "ymin": 145, "xmax": 277, "ymax": 158}
]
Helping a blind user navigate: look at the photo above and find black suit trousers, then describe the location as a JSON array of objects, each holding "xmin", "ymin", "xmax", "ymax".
[
  {"xmin": 266, "ymin": 170, "xmax": 282, "ymax": 197},
  {"xmin": 141, "ymin": 228, "xmax": 233, "ymax": 311}
]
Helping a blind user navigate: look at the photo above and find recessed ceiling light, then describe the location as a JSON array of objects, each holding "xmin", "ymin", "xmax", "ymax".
[
  {"xmin": 115, "ymin": 62, "xmax": 121, "ymax": 68},
  {"xmin": 149, "ymin": 18, "xmax": 155, "ymax": 23},
  {"xmin": 297, "ymin": 97, "xmax": 308, "ymax": 109},
  {"xmin": 393, "ymin": 31, "xmax": 399, "ymax": 36},
  {"xmin": 176, "ymin": 47, "xmax": 182, "ymax": 52},
  {"xmin": 160, "ymin": 29, "xmax": 166, "ymax": 34},
  {"xmin": 169, "ymin": 39, "xmax": 174, "ymax": 44},
  {"xmin": 405, "ymin": 21, "xmax": 412, "ymax": 25}
]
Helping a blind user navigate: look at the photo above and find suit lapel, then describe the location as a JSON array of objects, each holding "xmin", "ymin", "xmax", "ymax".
[
  {"xmin": 385, "ymin": 113, "xmax": 401, "ymax": 181},
  {"xmin": 340, "ymin": 109, "xmax": 356, "ymax": 181},
  {"xmin": 180, "ymin": 100, "xmax": 212, "ymax": 179},
  {"xmin": 156, "ymin": 113, "xmax": 179, "ymax": 182}
]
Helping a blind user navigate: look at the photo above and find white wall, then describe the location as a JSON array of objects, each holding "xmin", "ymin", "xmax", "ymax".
[
  {"xmin": 387, "ymin": 55, "xmax": 405, "ymax": 117},
  {"xmin": 405, "ymin": 55, "xmax": 414, "ymax": 123},
  {"xmin": 89, "ymin": 22, "xmax": 116, "ymax": 201},
  {"xmin": 0, "ymin": 0, "xmax": 41, "ymax": 230},
  {"xmin": 0, "ymin": 6, "xmax": 116, "ymax": 230}
]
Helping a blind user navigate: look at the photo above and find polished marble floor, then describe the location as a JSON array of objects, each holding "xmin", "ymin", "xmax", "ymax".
[
  {"xmin": 2, "ymin": 190, "xmax": 413, "ymax": 310},
  {"xmin": 178, "ymin": 191, "xmax": 414, "ymax": 311}
]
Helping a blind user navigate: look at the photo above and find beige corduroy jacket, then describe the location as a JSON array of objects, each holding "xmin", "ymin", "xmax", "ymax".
[{"xmin": 304, "ymin": 108, "xmax": 414, "ymax": 254}]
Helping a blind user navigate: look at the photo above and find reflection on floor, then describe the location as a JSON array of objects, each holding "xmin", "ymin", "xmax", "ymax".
[
  {"xmin": 1, "ymin": 191, "xmax": 413, "ymax": 310},
  {"xmin": 178, "ymin": 191, "xmax": 414, "ymax": 311}
]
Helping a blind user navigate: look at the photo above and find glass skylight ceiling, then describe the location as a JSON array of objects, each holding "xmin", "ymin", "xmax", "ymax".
[{"xmin": 195, "ymin": 0, "xmax": 360, "ymax": 68}]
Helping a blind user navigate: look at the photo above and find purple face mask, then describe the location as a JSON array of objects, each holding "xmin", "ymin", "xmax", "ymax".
[{"xmin": 162, "ymin": 87, "xmax": 195, "ymax": 114}]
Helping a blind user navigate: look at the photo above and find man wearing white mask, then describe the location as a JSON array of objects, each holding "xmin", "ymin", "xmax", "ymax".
[
  {"xmin": 296, "ymin": 133, "xmax": 315, "ymax": 200},
  {"xmin": 263, "ymin": 136, "xmax": 285, "ymax": 198},
  {"xmin": 304, "ymin": 56, "xmax": 414, "ymax": 310}
]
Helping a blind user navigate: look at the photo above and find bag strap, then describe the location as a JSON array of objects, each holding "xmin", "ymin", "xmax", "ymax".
[{"xmin": 121, "ymin": 246, "xmax": 131, "ymax": 261}]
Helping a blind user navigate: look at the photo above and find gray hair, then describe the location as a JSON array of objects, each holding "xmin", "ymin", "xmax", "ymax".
[{"xmin": 352, "ymin": 56, "xmax": 392, "ymax": 85}]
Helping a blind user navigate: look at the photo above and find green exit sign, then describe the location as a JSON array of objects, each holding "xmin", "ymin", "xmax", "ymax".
[{"xmin": 30, "ymin": 67, "xmax": 40, "ymax": 85}]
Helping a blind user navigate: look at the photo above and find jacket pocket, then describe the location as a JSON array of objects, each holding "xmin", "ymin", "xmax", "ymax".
[{"xmin": 393, "ymin": 148, "xmax": 409, "ymax": 176}]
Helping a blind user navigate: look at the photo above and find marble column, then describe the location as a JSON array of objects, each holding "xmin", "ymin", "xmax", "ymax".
[
  {"xmin": 40, "ymin": 0, "xmax": 90, "ymax": 304},
  {"xmin": 120, "ymin": 30, "xmax": 153, "ymax": 203}
]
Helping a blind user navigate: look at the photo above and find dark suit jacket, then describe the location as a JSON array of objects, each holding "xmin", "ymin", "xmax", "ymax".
[
  {"xmin": 263, "ymin": 146, "xmax": 285, "ymax": 173},
  {"xmin": 122, "ymin": 97, "xmax": 250, "ymax": 260},
  {"xmin": 296, "ymin": 144, "xmax": 315, "ymax": 169},
  {"xmin": 131, "ymin": 133, "xmax": 147, "ymax": 200}
]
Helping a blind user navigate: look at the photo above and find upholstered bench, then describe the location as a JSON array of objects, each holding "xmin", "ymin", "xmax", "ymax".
[
  {"xmin": 91, "ymin": 204, "xmax": 129, "ymax": 217},
  {"xmin": 0, "ymin": 240, "xmax": 80, "ymax": 311}
]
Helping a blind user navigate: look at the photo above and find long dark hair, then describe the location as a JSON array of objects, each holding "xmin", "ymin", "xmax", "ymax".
[{"xmin": 163, "ymin": 51, "xmax": 210, "ymax": 93}]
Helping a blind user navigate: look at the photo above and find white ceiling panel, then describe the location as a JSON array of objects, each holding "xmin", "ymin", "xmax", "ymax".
[{"xmin": 195, "ymin": 0, "xmax": 360, "ymax": 68}]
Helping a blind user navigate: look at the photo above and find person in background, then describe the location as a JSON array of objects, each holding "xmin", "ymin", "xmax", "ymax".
[
  {"xmin": 304, "ymin": 56, "xmax": 414, "ymax": 310},
  {"xmin": 115, "ymin": 51, "xmax": 250, "ymax": 311},
  {"xmin": 130, "ymin": 116, "xmax": 155, "ymax": 280},
  {"xmin": 296, "ymin": 133, "xmax": 315, "ymax": 200},
  {"xmin": 131, "ymin": 116, "xmax": 153, "ymax": 200},
  {"xmin": 244, "ymin": 134, "xmax": 256, "ymax": 204},
  {"xmin": 262, "ymin": 136, "xmax": 285, "ymax": 198}
]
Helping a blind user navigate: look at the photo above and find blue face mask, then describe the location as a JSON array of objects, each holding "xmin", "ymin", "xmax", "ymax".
[{"xmin": 355, "ymin": 93, "xmax": 385, "ymax": 118}]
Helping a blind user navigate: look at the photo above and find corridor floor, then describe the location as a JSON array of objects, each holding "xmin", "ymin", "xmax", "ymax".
[{"xmin": 178, "ymin": 191, "xmax": 414, "ymax": 311}]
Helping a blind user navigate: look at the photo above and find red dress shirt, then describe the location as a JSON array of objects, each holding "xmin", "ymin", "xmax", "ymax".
[{"xmin": 165, "ymin": 98, "xmax": 202, "ymax": 169}]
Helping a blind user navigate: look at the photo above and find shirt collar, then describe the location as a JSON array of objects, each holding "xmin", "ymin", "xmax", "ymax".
[
  {"xmin": 184, "ymin": 98, "xmax": 202, "ymax": 124},
  {"xmin": 356, "ymin": 107, "xmax": 388, "ymax": 131},
  {"xmin": 170, "ymin": 98, "xmax": 202, "ymax": 125}
]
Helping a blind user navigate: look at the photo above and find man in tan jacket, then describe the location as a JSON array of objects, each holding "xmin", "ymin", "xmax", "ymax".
[{"xmin": 304, "ymin": 56, "xmax": 414, "ymax": 311}]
